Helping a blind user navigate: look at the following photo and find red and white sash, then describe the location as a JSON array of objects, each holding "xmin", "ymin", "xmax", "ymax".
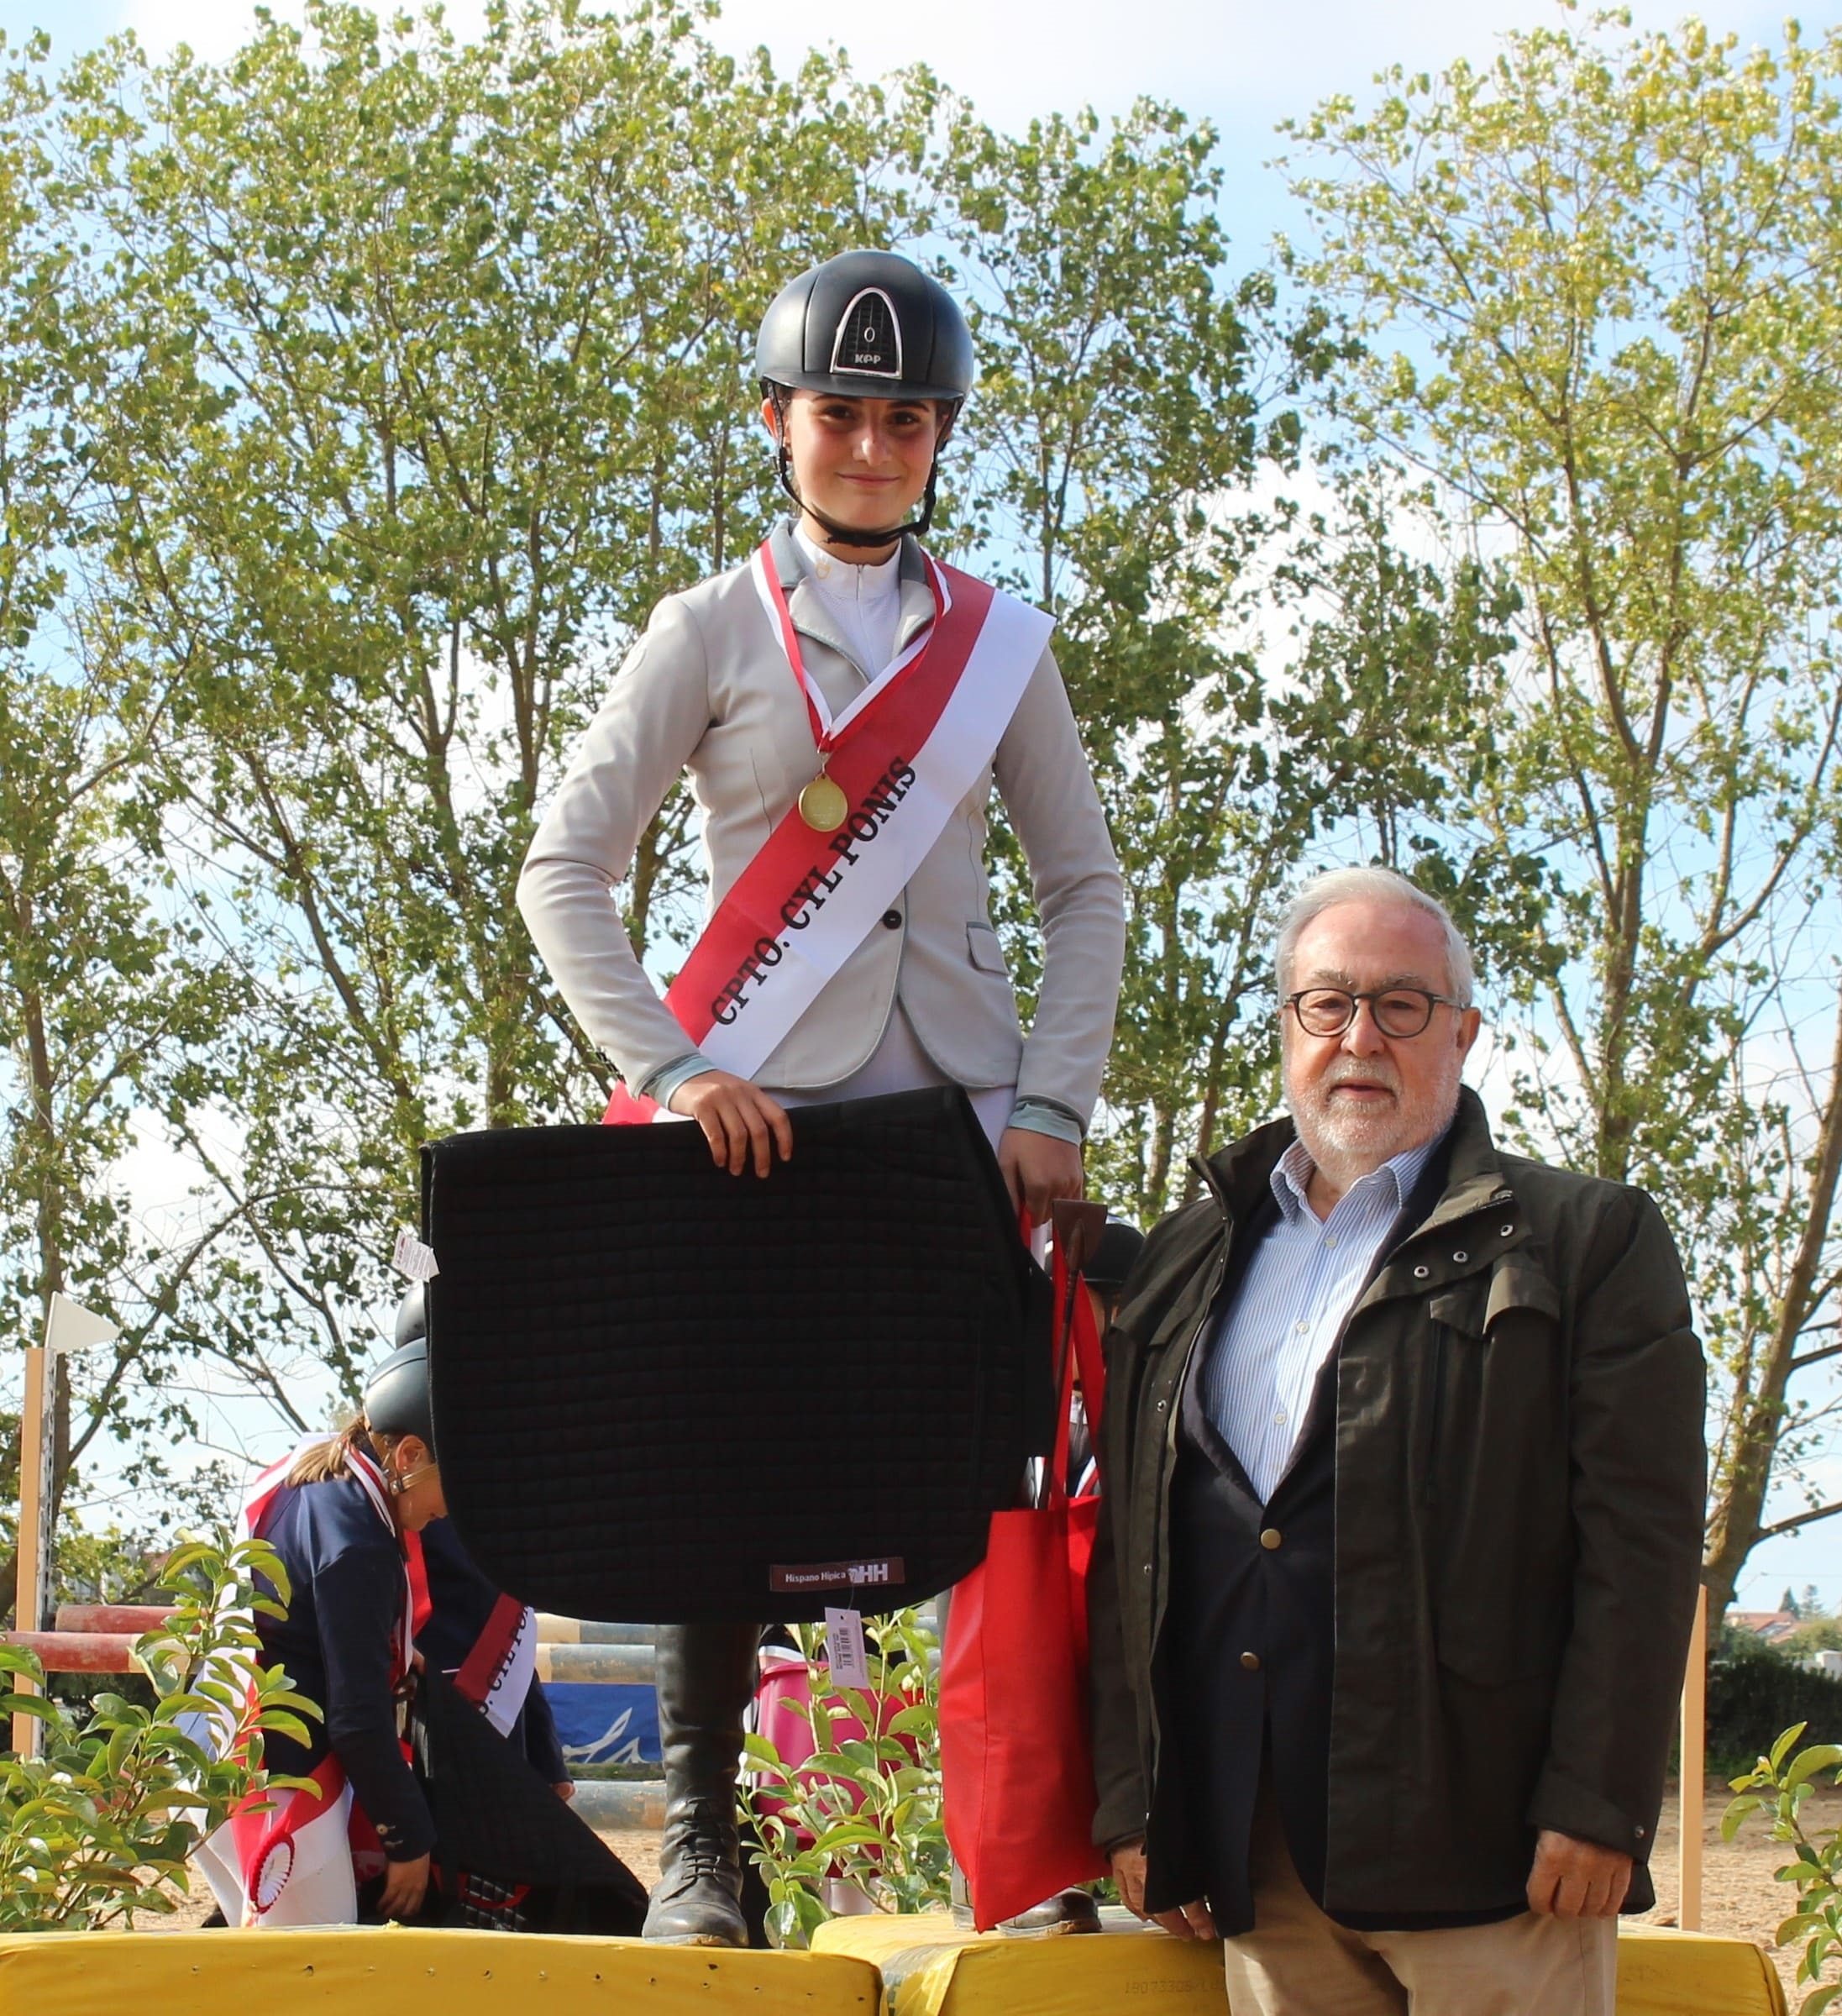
[
  {"xmin": 605, "ymin": 538, "xmax": 1052, "ymax": 1120},
  {"xmin": 196, "ymin": 1436, "xmax": 421, "ymax": 1928},
  {"xmin": 454, "ymin": 1591, "xmax": 538, "ymax": 1738}
]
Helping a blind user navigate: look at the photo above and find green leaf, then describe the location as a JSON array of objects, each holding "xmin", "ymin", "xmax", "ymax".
[
  {"xmin": 1774, "ymin": 1727, "xmax": 1811, "ymax": 1773},
  {"xmin": 1722, "ymin": 1796, "xmax": 1764, "ymax": 1842},
  {"xmin": 250, "ymin": 1712, "xmax": 315, "ymax": 1746},
  {"xmin": 1787, "ymin": 1748, "xmax": 1842, "ymax": 1791}
]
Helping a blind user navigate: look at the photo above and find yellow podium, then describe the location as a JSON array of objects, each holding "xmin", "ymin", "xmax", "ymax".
[
  {"xmin": 0, "ymin": 1917, "xmax": 1785, "ymax": 2016},
  {"xmin": 813, "ymin": 1913, "xmax": 1223, "ymax": 2014},
  {"xmin": 812, "ymin": 1914, "xmax": 1787, "ymax": 2016},
  {"xmin": 0, "ymin": 1927, "xmax": 881, "ymax": 2016},
  {"xmin": 1618, "ymin": 1923, "xmax": 1787, "ymax": 2016}
]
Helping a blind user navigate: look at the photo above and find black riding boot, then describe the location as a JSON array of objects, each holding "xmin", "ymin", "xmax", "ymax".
[{"xmin": 643, "ymin": 1620, "xmax": 760, "ymax": 1946}]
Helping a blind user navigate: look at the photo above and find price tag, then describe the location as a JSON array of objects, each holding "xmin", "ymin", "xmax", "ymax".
[
  {"xmin": 824, "ymin": 1606, "xmax": 869, "ymax": 1688},
  {"xmin": 391, "ymin": 1229, "xmax": 440, "ymax": 1282}
]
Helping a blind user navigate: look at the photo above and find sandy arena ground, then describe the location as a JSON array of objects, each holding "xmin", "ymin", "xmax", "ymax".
[{"xmin": 134, "ymin": 1787, "xmax": 1829, "ymax": 2003}]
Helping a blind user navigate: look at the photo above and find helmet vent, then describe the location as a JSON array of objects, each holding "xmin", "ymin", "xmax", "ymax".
[{"xmin": 829, "ymin": 288, "xmax": 904, "ymax": 380}]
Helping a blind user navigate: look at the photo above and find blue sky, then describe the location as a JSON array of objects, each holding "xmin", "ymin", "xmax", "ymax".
[
  {"xmin": 9, "ymin": 0, "xmax": 1793, "ymax": 263},
  {"xmin": 8, "ymin": 0, "xmax": 1833, "ymax": 1613}
]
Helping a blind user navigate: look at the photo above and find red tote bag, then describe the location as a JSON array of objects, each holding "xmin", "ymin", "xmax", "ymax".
[{"xmin": 937, "ymin": 1222, "xmax": 1110, "ymax": 1929}]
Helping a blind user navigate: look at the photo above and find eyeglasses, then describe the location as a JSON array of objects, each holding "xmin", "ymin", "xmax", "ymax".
[{"xmin": 1284, "ymin": 987, "xmax": 1467, "ymax": 1040}]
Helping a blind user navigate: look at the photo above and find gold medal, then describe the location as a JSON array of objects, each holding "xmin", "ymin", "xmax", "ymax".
[{"xmin": 798, "ymin": 771, "xmax": 849, "ymax": 832}]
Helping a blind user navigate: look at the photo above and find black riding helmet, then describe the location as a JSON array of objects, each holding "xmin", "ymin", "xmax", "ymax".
[
  {"xmin": 755, "ymin": 249, "xmax": 975, "ymax": 548},
  {"xmin": 363, "ymin": 1285, "xmax": 435, "ymax": 1454}
]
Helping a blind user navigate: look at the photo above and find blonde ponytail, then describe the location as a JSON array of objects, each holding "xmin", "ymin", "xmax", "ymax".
[{"xmin": 285, "ymin": 1418, "xmax": 370, "ymax": 1487}]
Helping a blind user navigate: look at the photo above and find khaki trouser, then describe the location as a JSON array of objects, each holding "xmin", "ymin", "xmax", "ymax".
[{"xmin": 1222, "ymin": 1782, "xmax": 1618, "ymax": 2016}]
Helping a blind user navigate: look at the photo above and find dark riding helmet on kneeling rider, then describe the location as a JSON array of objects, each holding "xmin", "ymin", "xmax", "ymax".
[
  {"xmin": 367, "ymin": 1283, "xmax": 437, "ymax": 1455},
  {"xmin": 755, "ymin": 250, "xmax": 975, "ymax": 549}
]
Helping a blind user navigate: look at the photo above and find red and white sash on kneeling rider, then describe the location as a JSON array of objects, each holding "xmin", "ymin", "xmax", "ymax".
[
  {"xmin": 603, "ymin": 538, "xmax": 1053, "ymax": 1122},
  {"xmin": 195, "ymin": 1436, "xmax": 426, "ymax": 1928},
  {"xmin": 453, "ymin": 1592, "xmax": 538, "ymax": 1739}
]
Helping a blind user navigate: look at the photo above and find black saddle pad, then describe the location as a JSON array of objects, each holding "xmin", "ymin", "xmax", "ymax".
[
  {"xmin": 412, "ymin": 1670, "xmax": 648, "ymax": 1934},
  {"xmin": 422, "ymin": 1088, "xmax": 1051, "ymax": 1622}
]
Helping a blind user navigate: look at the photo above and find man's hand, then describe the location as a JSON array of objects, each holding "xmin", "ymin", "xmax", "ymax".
[
  {"xmin": 1110, "ymin": 1838, "xmax": 1217, "ymax": 1940},
  {"xmin": 378, "ymin": 1851, "xmax": 432, "ymax": 1920},
  {"xmin": 554, "ymin": 1780, "xmax": 576, "ymax": 1802},
  {"xmin": 1000, "ymin": 1127, "xmax": 1084, "ymax": 1226},
  {"xmin": 668, "ymin": 1070, "xmax": 793, "ymax": 1176},
  {"xmin": 1525, "ymin": 1829, "xmax": 1632, "ymax": 1919}
]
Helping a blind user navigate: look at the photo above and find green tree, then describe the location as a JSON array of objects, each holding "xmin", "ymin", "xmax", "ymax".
[
  {"xmin": 63, "ymin": 0, "xmax": 938, "ymax": 1412},
  {"xmin": 937, "ymin": 102, "xmax": 1509, "ymax": 1217},
  {"xmin": 938, "ymin": 101, "xmax": 1277, "ymax": 1218},
  {"xmin": 0, "ymin": 34, "xmax": 251, "ymax": 1621},
  {"xmin": 1284, "ymin": 13, "xmax": 1842, "ymax": 1612}
]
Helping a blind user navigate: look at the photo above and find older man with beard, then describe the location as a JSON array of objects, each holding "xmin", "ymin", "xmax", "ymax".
[{"xmin": 1086, "ymin": 866, "xmax": 1705, "ymax": 2016}]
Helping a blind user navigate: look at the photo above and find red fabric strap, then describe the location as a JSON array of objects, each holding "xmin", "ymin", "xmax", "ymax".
[{"xmin": 454, "ymin": 1592, "xmax": 529, "ymax": 1709}]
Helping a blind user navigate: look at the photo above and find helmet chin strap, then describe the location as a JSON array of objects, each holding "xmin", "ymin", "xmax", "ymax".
[{"xmin": 769, "ymin": 390, "xmax": 952, "ymax": 550}]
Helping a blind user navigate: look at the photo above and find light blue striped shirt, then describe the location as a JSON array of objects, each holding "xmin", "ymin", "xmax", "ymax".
[{"xmin": 1199, "ymin": 1134, "xmax": 1437, "ymax": 1502}]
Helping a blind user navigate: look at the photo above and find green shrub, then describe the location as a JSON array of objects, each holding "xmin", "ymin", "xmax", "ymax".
[
  {"xmin": 1708, "ymin": 1631, "xmax": 1842, "ymax": 1775},
  {"xmin": 739, "ymin": 1608, "xmax": 947, "ymax": 1948},
  {"xmin": 0, "ymin": 1536, "xmax": 321, "ymax": 1930},
  {"xmin": 1725, "ymin": 1724, "xmax": 1842, "ymax": 2014}
]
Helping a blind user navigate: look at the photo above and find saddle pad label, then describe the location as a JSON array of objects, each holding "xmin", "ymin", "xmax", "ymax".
[{"xmin": 769, "ymin": 1557, "xmax": 907, "ymax": 1593}]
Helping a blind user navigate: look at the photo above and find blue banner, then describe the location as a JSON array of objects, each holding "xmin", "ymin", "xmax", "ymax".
[{"xmin": 543, "ymin": 1680, "xmax": 659, "ymax": 1766}]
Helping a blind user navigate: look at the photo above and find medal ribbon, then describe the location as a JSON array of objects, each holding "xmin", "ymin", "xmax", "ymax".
[{"xmin": 750, "ymin": 538, "xmax": 953, "ymax": 763}]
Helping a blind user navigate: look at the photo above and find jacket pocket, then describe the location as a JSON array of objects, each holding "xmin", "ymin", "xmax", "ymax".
[
  {"xmin": 1428, "ymin": 1264, "xmax": 1569, "ymax": 1685},
  {"xmin": 1484, "ymin": 1264, "xmax": 1561, "ymax": 1329},
  {"xmin": 966, "ymin": 922, "xmax": 1009, "ymax": 975}
]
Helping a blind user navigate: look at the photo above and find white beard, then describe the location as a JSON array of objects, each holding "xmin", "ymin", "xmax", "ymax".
[{"xmin": 1287, "ymin": 1066, "xmax": 1462, "ymax": 1192}]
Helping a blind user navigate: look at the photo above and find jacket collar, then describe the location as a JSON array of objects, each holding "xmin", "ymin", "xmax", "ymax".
[
  {"xmin": 765, "ymin": 517, "xmax": 936, "ymax": 674},
  {"xmin": 1405, "ymin": 1087, "xmax": 1517, "ymax": 1239}
]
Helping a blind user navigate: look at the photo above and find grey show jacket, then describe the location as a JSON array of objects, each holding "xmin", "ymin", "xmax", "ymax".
[{"xmin": 517, "ymin": 522, "xmax": 1125, "ymax": 1122}]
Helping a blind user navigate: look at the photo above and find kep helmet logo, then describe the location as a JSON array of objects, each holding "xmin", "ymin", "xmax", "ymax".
[{"xmin": 829, "ymin": 288, "xmax": 903, "ymax": 380}]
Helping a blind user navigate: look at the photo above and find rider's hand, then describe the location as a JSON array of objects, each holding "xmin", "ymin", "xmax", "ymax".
[
  {"xmin": 999, "ymin": 1127, "xmax": 1084, "ymax": 1226},
  {"xmin": 668, "ymin": 1071, "xmax": 794, "ymax": 1177},
  {"xmin": 554, "ymin": 1780, "xmax": 576, "ymax": 1802},
  {"xmin": 377, "ymin": 1851, "xmax": 432, "ymax": 1920}
]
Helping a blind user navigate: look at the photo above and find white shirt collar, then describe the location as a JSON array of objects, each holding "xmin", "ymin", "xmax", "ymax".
[
  {"xmin": 1270, "ymin": 1131, "xmax": 1441, "ymax": 1225},
  {"xmin": 794, "ymin": 524, "xmax": 902, "ymax": 603}
]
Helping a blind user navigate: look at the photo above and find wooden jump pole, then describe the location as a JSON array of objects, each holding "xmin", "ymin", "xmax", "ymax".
[
  {"xmin": 11, "ymin": 1295, "xmax": 119, "ymax": 1760},
  {"xmin": 1679, "ymin": 1582, "xmax": 1708, "ymax": 1931},
  {"xmin": 9, "ymin": 1340, "xmax": 53, "ymax": 1758}
]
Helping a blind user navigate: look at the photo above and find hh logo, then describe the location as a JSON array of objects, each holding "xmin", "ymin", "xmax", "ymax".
[{"xmin": 769, "ymin": 1556, "xmax": 905, "ymax": 1593}]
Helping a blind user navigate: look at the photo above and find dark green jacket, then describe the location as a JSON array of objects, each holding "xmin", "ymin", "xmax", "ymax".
[{"xmin": 1088, "ymin": 1088, "xmax": 1706, "ymax": 1919}]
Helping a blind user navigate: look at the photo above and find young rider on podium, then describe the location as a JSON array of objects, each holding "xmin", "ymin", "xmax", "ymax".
[{"xmin": 517, "ymin": 250, "xmax": 1126, "ymax": 1946}]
